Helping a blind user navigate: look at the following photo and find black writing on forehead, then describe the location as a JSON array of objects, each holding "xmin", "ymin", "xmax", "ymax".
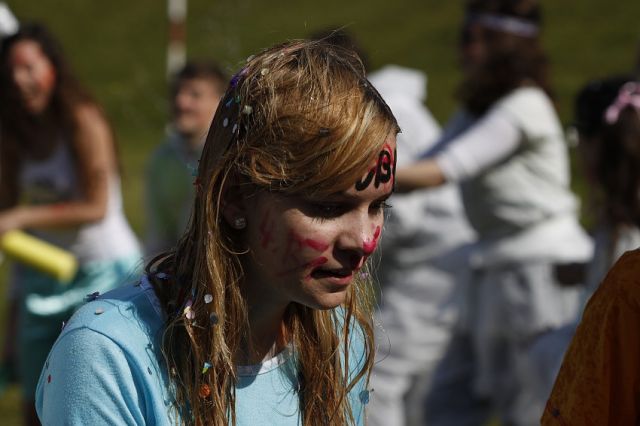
[{"xmin": 355, "ymin": 146, "xmax": 397, "ymax": 191}]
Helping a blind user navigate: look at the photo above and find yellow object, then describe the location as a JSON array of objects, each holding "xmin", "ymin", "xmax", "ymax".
[{"xmin": 1, "ymin": 230, "xmax": 78, "ymax": 283}]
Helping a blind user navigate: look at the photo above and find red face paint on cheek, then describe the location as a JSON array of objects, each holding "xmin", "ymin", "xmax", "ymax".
[
  {"xmin": 276, "ymin": 232, "xmax": 329, "ymax": 277},
  {"xmin": 306, "ymin": 256, "xmax": 328, "ymax": 268},
  {"xmin": 373, "ymin": 226, "xmax": 381, "ymax": 240},
  {"xmin": 292, "ymin": 233, "xmax": 329, "ymax": 252},
  {"xmin": 362, "ymin": 226, "xmax": 381, "ymax": 256},
  {"xmin": 302, "ymin": 238, "xmax": 329, "ymax": 252},
  {"xmin": 363, "ymin": 241, "xmax": 377, "ymax": 255}
]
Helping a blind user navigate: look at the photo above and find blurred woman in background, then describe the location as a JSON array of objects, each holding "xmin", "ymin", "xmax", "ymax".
[
  {"xmin": 0, "ymin": 23, "xmax": 140, "ymax": 424},
  {"xmin": 396, "ymin": 1, "xmax": 592, "ymax": 424}
]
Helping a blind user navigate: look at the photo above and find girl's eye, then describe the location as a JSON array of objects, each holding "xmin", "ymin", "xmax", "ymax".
[
  {"xmin": 311, "ymin": 203, "xmax": 345, "ymax": 218},
  {"xmin": 371, "ymin": 200, "xmax": 392, "ymax": 212}
]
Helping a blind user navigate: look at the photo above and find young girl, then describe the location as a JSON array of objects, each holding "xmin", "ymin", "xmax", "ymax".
[
  {"xmin": 395, "ymin": 1, "xmax": 592, "ymax": 424},
  {"xmin": 0, "ymin": 23, "xmax": 141, "ymax": 424},
  {"xmin": 36, "ymin": 40, "xmax": 399, "ymax": 425}
]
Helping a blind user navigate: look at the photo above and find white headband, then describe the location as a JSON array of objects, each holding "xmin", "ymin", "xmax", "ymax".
[{"xmin": 475, "ymin": 13, "xmax": 539, "ymax": 38}]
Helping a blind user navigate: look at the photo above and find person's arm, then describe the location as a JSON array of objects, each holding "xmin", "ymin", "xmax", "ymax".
[
  {"xmin": 36, "ymin": 327, "xmax": 148, "ymax": 425},
  {"xmin": 0, "ymin": 104, "xmax": 114, "ymax": 233},
  {"xmin": 395, "ymin": 106, "xmax": 521, "ymax": 193},
  {"xmin": 394, "ymin": 159, "xmax": 446, "ymax": 192},
  {"xmin": 542, "ymin": 252, "xmax": 640, "ymax": 425}
]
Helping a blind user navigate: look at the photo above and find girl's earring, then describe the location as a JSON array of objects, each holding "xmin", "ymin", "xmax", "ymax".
[{"xmin": 233, "ymin": 217, "xmax": 247, "ymax": 229}]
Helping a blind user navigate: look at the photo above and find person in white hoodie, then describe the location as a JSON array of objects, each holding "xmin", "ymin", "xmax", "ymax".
[
  {"xmin": 308, "ymin": 28, "xmax": 477, "ymax": 426},
  {"xmin": 367, "ymin": 65, "xmax": 476, "ymax": 426}
]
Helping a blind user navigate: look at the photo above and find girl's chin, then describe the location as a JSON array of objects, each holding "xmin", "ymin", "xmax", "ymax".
[{"xmin": 305, "ymin": 287, "xmax": 349, "ymax": 311}]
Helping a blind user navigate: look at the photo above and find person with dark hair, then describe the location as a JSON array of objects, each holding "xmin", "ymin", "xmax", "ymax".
[
  {"xmin": 36, "ymin": 39, "xmax": 398, "ymax": 425},
  {"xmin": 0, "ymin": 23, "xmax": 141, "ymax": 424},
  {"xmin": 574, "ymin": 76, "xmax": 640, "ymax": 297},
  {"xmin": 541, "ymin": 76, "xmax": 640, "ymax": 424},
  {"xmin": 145, "ymin": 61, "xmax": 227, "ymax": 255},
  {"xmin": 395, "ymin": 1, "xmax": 592, "ymax": 424}
]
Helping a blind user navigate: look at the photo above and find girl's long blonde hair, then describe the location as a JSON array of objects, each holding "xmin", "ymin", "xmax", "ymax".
[{"xmin": 147, "ymin": 39, "xmax": 398, "ymax": 425}]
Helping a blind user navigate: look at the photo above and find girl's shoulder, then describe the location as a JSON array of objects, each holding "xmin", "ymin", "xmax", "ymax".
[
  {"xmin": 69, "ymin": 102, "xmax": 111, "ymax": 141},
  {"xmin": 72, "ymin": 101, "xmax": 105, "ymax": 122},
  {"xmin": 61, "ymin": 275, "xmax": 165, "ymax": 339},
  {"xmin": 36, "ymin": 276, "xmax": 173, "ymax": 425}
]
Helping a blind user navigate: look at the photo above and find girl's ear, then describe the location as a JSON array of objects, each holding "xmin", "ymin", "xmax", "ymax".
[{"xmin": 221, "ymin": 178, "xmax": 248, "ymax": 229}]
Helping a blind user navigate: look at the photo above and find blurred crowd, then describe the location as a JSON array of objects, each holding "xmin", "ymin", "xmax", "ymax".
[{"xmin": 2, "ymin": 0, "xmax": 640, "ymax": 425}]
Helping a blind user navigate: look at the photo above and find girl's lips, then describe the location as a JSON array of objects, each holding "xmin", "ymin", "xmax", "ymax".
[{"xmin": 310, "ymin": 269, "xmax": 354, "ymax": 285}]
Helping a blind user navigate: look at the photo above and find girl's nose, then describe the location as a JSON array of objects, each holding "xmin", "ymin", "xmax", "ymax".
[
  {"xmin": 363, "ymin": 226, "xmax": 381, "ymax": 256},
  {"xmin": 335, "ymin": 216, "xmax": 381, "ymax": 259}
]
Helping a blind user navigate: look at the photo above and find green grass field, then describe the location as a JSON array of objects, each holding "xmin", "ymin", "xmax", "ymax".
[{"xmin": 1, "ymin": 0, "xmax": 640, "ymax": 423}]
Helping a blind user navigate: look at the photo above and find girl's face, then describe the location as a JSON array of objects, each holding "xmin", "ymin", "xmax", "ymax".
[
  {"xmin": 236, "ymin": 134, "xmax": 397, "ymax": 312},
  {"xmin": 8, "ymin": 40, "xmax": 57, "ymax": 114}
]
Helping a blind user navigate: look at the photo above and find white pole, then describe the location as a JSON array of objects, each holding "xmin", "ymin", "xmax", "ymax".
[
  {"xmin": 0, "ymin": 2, "xmax": 19, "ymax": 39},
  {"xmin": 167, "ymin": 0, "xmax": 187, "ymax": 79}
]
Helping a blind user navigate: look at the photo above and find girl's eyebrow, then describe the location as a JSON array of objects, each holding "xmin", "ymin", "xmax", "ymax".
[{"xmin": 326, "ymin": 190, "xmax": 395, "ymax": 202}]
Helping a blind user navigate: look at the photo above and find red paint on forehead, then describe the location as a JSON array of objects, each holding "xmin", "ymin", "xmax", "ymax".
[{"xmin": 386, "ymin": 144, "xmax": 397, "ymax": 189}]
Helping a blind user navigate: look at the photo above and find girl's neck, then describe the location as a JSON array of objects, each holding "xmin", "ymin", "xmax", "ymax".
[
  {"xmin": 238, "ymin": 267, "xmax": 291, "ymax": 365},
  {"xmin": 237, "ymin": 305, "xmax": 289, "ymax": 365}
]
